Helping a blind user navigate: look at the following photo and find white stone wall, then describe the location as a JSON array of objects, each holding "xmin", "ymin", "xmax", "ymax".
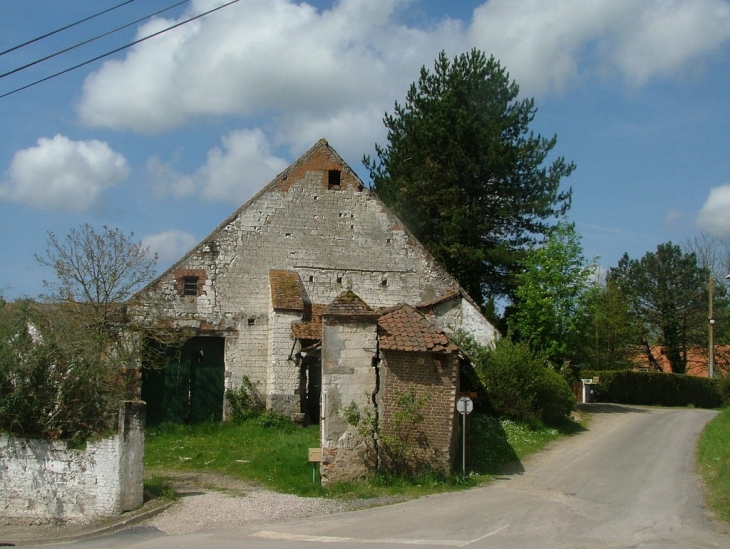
[
  {"xmin": 320, "ymin": 318, "xmax": 379, "ymax": 485},
  {"xmin": 137, "ymin": 142, "xmax": 496, "ymax": 413},
  {"xmin": 0, "ymin": 402, "xmax": 144, "ymax": 524}
]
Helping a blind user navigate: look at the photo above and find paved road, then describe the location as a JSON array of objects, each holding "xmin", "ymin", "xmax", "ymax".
[{"xmin": 46, "ymin": 405, "xmax": 730, "ymax": 549}]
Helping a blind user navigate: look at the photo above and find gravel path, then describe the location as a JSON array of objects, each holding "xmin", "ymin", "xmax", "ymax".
[
  {"xmin": 142, "ymin": 471, "xmax": 356, "ymax": 535},
  {"xmin": 146, "ymin": 489, "xmax": 350, "ymax": 535}
]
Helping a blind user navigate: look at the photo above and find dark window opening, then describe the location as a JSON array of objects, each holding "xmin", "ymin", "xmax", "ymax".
[
  {"xmin": 381, "ymin": 279, "xmax": 388, "ymax": 287},
  {"xmin": 328, "ymin": 170, "xmax": 341, "ymax": 190},
  {"xmin": 336, "ymin": 276, "xmax": 343, "ymax": 284},
  {"xmin": 183, "ymin": 276, "xmax": 199, "ymax": 296},
  {"xmin": 248, "ymin": 318, "xmax": 256, "ymax": 326},
  {"xmin": 309, "ymin": 275, "xmax": 314, "ymax": 283}
]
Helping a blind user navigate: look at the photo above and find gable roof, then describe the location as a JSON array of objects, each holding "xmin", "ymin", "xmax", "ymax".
[
  {"xmin": 378, "ymin": 303, "xmax": 459, "ymax": 354},
  {"xmin": 269, "ymin": 270, "xmax": 304, "ymax": 311},
  {"xmin": 322, "ymin": 290, "xmax": 378, "ymax": 321}
]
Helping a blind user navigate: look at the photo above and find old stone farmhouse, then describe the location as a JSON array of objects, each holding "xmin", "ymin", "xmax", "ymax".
[{"xmin": 135, "ymin": 139, "xmax": 497, "ymax": 480}]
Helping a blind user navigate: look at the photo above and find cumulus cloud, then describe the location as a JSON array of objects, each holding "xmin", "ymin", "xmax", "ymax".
[
  {"xmin": 142, "ymin": 230, "xmax": 198, "ymax": 263},
  {"xmin": 0, "ymin": 135, "xmax": 129, "ymax": 212},
  {"xmin": 469, "ymin": 0, "xmax": 730, "ymax": 93},
  {"xmin": 77, "ymin": 0, "xmax": 730, "ymax": 142},
  {"xmin": 149, "ymin": 128, "xmax": 288, "ymax": 204},
  {"xmin": 697, "ymin": 184, "xmax": 730, "ymax": 238}
]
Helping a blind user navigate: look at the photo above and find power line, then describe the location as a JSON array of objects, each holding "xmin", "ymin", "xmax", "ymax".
[
  {"xmin": 1, "ymin": 0, "xmax": 191, "ymax": 80},
  {"xmin": 0, "ymin": 0, "xmax": 241, "ymax": 100},
  {"xmin": 0, "ymin": 0, "xmax": 141, "ymax": 57}
]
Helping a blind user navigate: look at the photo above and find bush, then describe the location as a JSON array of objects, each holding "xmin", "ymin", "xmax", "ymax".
[
  {"xmin": 583, "ymin": 369, "xmax": 722, "ymax": 408},
  {"xmin": 0, "ymin": 300, "xmax": 126, "ymax": 445},
  {"xmin": 462, "ymin": 337, "xmax": 575, "ymax": 426},
  {"xmin": 719, "ymin": 375, "xmax": 730, "ymax": 408},
  {"xmin": 225, "ymin": 376, "xmax": 263, "ymax": 422}
]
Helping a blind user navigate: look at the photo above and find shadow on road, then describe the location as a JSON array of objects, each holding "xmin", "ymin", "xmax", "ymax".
[{"xmin": 578, "ymin": 403, "xmax": 651, "ymax": 414}]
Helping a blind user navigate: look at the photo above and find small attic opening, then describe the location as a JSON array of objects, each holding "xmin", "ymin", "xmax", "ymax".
[
  {"xmin": 183, "ymin": 276, "xmax": 199, "ymax": 296},
  {"xmin": 328, "ymin": 169, "xmax": 341, "ymax": 190}
]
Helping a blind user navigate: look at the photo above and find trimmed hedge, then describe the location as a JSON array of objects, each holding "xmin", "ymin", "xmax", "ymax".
[{"xmin": 582, "ymin": 370, "xmax": 722, "ymax": 409}]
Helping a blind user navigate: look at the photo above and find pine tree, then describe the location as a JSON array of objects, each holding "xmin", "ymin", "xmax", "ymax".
[{"xmin": 365, "ymin": 49, "xmax": 574, "ymax": 305}]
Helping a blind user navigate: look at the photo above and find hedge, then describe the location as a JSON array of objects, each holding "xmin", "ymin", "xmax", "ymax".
[{"xmin": 581, "ymin": 370, "xmax": 722, "ymax": 409}]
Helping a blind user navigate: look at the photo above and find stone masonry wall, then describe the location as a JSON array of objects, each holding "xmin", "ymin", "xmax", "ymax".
[
  {"xmin": 0, "ymin": 401, "xmax": 145, "ymax": 524},
  {"xmin": 320, "ymin": 319, "xmax": 378, "ymax": 485},
  {"xmin": 138, "ymin": 141, "xmax": 463, "ymax": 413},
  {"xmin": 378, "ymin": 351, "xmax": 460, "ymax": 472}
]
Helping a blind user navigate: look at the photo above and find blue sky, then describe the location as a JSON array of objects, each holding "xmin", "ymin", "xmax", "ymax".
[{"xmin": 1, "ymin": 0, "xmax": 730, "ymax": 300}]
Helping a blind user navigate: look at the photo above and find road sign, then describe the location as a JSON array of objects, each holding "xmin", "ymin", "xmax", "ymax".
[{"xmin": 457, "ymin": 396, "xmax": 473, "ymax": 415}]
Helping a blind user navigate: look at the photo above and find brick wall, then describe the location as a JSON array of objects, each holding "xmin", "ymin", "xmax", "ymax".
[{"xmin": 378, "ymin": 351, "xmax": 460, "ymax": 472}]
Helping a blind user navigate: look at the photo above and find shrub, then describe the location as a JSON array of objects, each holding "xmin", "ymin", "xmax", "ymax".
[
  {"xmin": 461, "ymin": 336, "xmax": 575, "ymax": 426},
  {"xmin": 719, "ymin": 375, "xmax": 730, "ymax": 408},
  {"xmin": 0, "ymin": 300, "xmax": 126, "ymax": 445},
  {"xmin": 225, "ymin": 376, "xmax": 263, "ymax": 422},
  {"xmin": 584, "ymin": 369, "xmax": 722, "ymax": 408}
]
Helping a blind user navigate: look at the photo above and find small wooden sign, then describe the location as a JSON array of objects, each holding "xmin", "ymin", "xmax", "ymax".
[
  {"xmin": 308, "ymin": 448, "xmax": 322, "ymax": 462},
  {"xmin": 593, "ymin": 376, "xmax": 600, "ymax": 384}
]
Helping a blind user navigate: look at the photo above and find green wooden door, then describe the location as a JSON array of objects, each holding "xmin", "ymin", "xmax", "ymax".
[{"xmin": 142, "ymin": 337, "xmax": 225, "ymax": 425}]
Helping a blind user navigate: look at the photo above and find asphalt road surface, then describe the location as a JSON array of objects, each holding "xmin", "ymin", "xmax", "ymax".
[{"xmin": 45, "ymin": 405, "xmax": 730, "ymax": 549}]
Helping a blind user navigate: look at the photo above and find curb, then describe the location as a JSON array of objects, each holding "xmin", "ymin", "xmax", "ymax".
[{"xmin": 0, "ymin": 500, "xmax": 176, "ymax": 546}]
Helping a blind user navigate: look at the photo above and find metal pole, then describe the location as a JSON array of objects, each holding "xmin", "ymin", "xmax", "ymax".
[
  {"xmin": 710, "ymin": 276, "xmax": 715, "ymax": 379},
  {"xmin": 462, "ymin": 411, "xmax": 466, "ymax": 481}
]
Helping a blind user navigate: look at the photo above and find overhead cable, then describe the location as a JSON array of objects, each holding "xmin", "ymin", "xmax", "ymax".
[
  {"xmin": 0, "ymin": 0, "xmax": 241, "ymax": 100},
  {"xmin": 1, "ymin": 0, "xmax": 191, "ymax": 80},
  {"xmin": 0, "ymin": 0, "xmax": 140, "ymax": 57}
]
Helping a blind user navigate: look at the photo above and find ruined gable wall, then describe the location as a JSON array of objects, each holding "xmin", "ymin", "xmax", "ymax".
[{"xmin": 143, "ymin": 145, "xmax": 459, "ymax": 404}]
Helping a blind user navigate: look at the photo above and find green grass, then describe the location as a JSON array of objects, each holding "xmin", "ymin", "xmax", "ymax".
[
  {"xmin": 697, "ymin": 408, "xmax": 730, "ymax": 523},
  {"xmin": 144, "ymin": 413, "xmax": 583, "ymax": 500}
]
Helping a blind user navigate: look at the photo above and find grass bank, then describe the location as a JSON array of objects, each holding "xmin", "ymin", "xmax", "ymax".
[
  {"xmin": 697, "ymin": 408, "xmax": 730, "ymax": 522},
  {"xmin": 144, "ymin": 412, "xmax": 583, "ymax": 500}
]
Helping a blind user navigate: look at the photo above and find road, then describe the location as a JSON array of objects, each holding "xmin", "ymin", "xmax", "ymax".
[{"xmin": 46, "ymin": 405, "xmax": 730, "ymax": 549}]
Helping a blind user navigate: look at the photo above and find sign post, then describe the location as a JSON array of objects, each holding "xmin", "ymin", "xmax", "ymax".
[{"xmin": 456, "ymin": 397, "xmax": 473, "ymax": 481}]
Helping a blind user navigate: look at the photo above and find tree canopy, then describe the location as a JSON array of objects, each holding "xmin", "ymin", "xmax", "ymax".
[
  {"xmin": 508, "ymin": 222, "xmax": 597, "ymax": 368},
  {"xmin": 365, "ymin": 49, "xmax": 574, "ymax": 305},
  {"xmin": 608, "ymin": 243, "xmax": 708, "ymax": 374}
]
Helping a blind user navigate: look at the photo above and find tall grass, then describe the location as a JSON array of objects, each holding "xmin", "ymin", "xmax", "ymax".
[{"xmin": 697, "ymin": 408, "xmax": 730, "ymax": 522}]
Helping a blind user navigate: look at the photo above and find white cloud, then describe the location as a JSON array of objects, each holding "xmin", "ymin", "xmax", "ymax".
[
  {"xmin": 665, "ymin": 209, "xmax": 683, "ymax": 230},
  {"xmin": 0, "ymin": 135, "xmax": 128, "ymax": 212},
  {"xmin": 149, "ymin": 128, "xmax": 288, "ymax": 204},
  {"xmin": 696, "ymin": 184, "xmax": 730, "ymax": 238},
  {"xmin": 469, "ymin": 0, "xmax": 730, "ymax": 94},
  {"xmin": 198, "ymin": 128, "xmax": 288, "ymax": 202},
  {"xmin": 142, "ymin": 230, "xmax": 198, "ymax": 263},
  {"xmin": 75, "ymin": 0, "xmax": 730, "ymax": 147}
]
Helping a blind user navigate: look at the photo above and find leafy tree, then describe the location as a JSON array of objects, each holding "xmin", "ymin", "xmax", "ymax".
[
  {"xmin": 0, "ymin": 225, "xmax": 180, "ymax": 443},
  {"xmin": 609, "ymin": 243, "xmax": 708, "ymax": 374},
  {"xmin": 579, "ymin": 278, "xmax": 642, "ymax": 370},
  {"xmin": 508, "ymin": 222, "xmax": 597, "ymax": 368},
  {"xmin": 365, "ymin": 49, "xmax": 574, "ymax": 305}
]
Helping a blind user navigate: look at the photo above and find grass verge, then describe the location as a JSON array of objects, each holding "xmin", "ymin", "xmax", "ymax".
[
  {"xmin": 144, "ymin": 413, "xmax": 583, "ymax": 500},
  {"xmin": 697, "ymin": 408, "xmax": 730, "ymax": 522}
]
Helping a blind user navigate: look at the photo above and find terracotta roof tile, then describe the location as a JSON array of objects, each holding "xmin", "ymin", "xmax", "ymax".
[
  {"xmin": 378, "ymin": 304, "xmax": 459, "ymax": 354},
  {"xmin": 322, "ymin": 291, "xmax": 378, "ymax": 320},
  {"xmin": 291, "ymin": 304, "xmax": 326, "ymax": 340},
  {"xmin": 269, "ymin": 270, "xmax": 304, "ymax": 311}
]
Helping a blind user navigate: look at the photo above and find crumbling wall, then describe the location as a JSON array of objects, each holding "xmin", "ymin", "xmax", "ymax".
[
  {"xmin": 136, "ymin": 141, "xmax": 492, "ymax": 415},
  {"xmin": 0, "ymin": 401, "xmax": 145, "ymax": 524},
  {"xmin": 319, "ymin": 318, "xmax": 378, "ymax": 486}
]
